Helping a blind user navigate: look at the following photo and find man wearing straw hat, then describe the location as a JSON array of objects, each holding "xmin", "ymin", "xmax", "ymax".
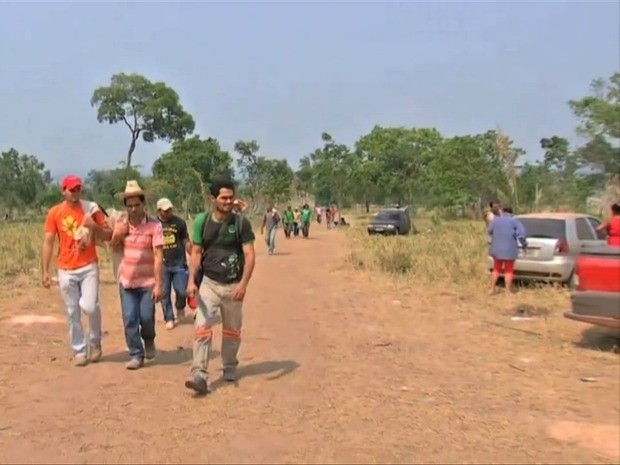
[
  {"xmin": 109, "ymin": 180, "xmax": 164, "ymax": 370},
  {"xmin": 41, "ymin": 175, "xmax": 112, "ymax": 367}
]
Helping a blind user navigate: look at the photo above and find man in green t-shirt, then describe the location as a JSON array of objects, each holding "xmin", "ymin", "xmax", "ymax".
[
  {"xmin": 283, "ymin": 206, "xmax": 294, "ymax": 239},
  {"xmin": 185, "ymin": 176, "xmax": 256, "ymax": 395},
  {"xmin": 300, "ymin": 204, "xmax": 312, "ymax": 238}
]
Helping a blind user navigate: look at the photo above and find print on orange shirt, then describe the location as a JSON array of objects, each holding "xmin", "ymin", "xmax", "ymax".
[{"xmin": 44, "ymin": 202, "xmax": 106, "ymax": 271}]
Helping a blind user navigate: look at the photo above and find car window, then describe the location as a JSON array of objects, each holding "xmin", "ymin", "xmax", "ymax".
[
  {"xmin": 375, "ymin": 212, "xmax": 401, "ymax": 221},
  {"xmin": 575, "ymin": 218, "xmax": 596, "ymax": 240},
  {"xmin": 586, "ymin": 217, "xmax": 607, "ymax": 240},
  {"xmin": 518, "ymin": 218, "xmax": 566, "ymax": 239}
]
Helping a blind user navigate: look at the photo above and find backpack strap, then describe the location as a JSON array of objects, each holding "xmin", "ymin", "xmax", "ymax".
[{"xmin": 201, "ymin": 212, "xmax": 244, "ymax": 251}]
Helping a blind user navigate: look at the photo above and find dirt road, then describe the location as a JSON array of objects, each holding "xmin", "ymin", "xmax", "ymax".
[{"xmin": 0, "ymin": 226, "xmax": 618, "ymax": 464}]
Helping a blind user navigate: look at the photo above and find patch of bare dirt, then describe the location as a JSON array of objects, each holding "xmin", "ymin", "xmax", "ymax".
[{"xmin": 0, "ymin": 225, "xmax": 618, "ymax": 464}]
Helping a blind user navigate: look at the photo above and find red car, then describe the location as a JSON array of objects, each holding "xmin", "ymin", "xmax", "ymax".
[{"xmin": 564, "ymin": 245, "xmax": 620, "ymax": 331}]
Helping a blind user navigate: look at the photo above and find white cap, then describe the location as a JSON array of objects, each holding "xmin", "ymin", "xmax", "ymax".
[{"xmin": 156, "ymin": 198, "xmax": 173, "ymax": 211}]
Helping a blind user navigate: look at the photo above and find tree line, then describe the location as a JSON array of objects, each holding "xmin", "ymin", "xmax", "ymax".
[{"xmin": 1, "ymin": 72, "xmax": 618, "ymax": 219}]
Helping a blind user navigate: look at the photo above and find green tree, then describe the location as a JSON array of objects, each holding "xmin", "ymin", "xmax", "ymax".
[
  {"xmin": 91, "ymin": 73, "xmax": 196, "ymax": 168},
  {"xmin": 354, "ymin": 126, "xmax": 443, "ymax": 206},
  {"xmin": 0, "ymin": 148, "xmax": 52, "ymax": 213},
  {"xmin": 85, "ymin": 166, "xmax": 144, "ymax": 208},
  {"xmin": 539, "ymin": 136, "xmax": 589, "ymax": 209},
  {"xmin": 568, "ymin": 72, "xmax": 620, "ymax": 141},
  {"xmin": 256, "ymin": 158, "xmax": 295, "ymax": 206},
  {"xmin": 152, "ymin": 136, "xmax": 233, "ymax": 213},
  {"xmin": 234, "ymin": 140, "xmax": 294, "ymax": 208}
]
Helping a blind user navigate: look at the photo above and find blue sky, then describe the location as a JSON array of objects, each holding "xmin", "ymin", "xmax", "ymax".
[{"xmin": 0, "ymin": 1, "xmax": 618, "ymax": 180}]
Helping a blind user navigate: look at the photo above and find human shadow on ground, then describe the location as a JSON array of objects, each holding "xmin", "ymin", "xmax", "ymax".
[
  {"xmin": 574, "ymin": 326, "xmax": 620, "ymax": 353},
  {"xmin": 207, "ymin": 359, "xmax": 300, "ymax": 393},
  {"xmin": 101, "ymin": 347, "xmax": 221, "ymax": 366}
]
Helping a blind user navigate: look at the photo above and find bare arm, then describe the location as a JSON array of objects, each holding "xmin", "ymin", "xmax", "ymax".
[
  {"xmin": 41, "ymin": 232, "xmax": 55, "ymax": 276},
  {"xmin": 239, "ymin": 242, "xmax": 256, "ymax": 288},
  {"xmin": 154, "ymin": 246, "xmax": 163, "ymax": 288},
  {"xmin": 184, "ymin": 238, "xmax": 192, "ymax": 256},
  {"xmin": 596, "ymin": 220, "xmax": 610, "ymax": 232},
  {"xmin": 188, "ymin": 244, "xmax": 203, "ymax": 286}
]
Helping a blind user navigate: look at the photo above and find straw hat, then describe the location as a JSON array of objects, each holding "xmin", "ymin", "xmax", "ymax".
[{"xmin": 116, "ymin": 180, "xmax": 146, "ymax": 200}]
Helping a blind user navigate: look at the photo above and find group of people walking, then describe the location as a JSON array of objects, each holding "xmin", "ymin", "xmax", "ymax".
[
  {"xmin": 41, "ymin": 174, "xmax": 256, "ymax": 395},
  {"xmin": 259, "ymin": 202, "xmax": 343, "ymax": 255}
]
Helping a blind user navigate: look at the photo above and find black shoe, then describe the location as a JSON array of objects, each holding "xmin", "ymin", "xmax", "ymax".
[
  {"xmin": 223, "ymin": 367, "xmax": 237, "ymax": 382},
  {"xmin": 185, "ymin": 375, "xmax": 209, "ymax": 394}
]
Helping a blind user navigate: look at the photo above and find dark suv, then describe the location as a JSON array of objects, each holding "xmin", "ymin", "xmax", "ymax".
[{"xmin": 367, "ymin": 207, "xmax": 413, "ymax": 235}]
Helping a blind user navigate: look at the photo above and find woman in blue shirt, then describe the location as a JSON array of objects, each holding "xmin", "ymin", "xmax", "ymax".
[{"xmin": 488, "ymin": 206, "xmax": 527, "ymax": 294}]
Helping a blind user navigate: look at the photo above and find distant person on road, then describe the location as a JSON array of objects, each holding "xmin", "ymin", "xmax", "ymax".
[
  {"xmin": 325, "ymin": 207, "xmax": 332, "ymax": 229},
  {"xmin": 488, "ymin": 206, "xmax": 527, "ymax": 295},
  {"xmin": 300, "ymin": 204, "xmax": 312, "ymax": 238},
  {"xmin": 109, "ymin": 180, "xmax": 164, "ymax": 370},
  {"xmin": 156, "ymin": 198, "xmax": 191, "ymax": 330},
  {"xmin": 331, "ymin": 205, "xmax": 340, "ymax": 228},
  {"xmin": 186, "ymin": 176, "xmax": 256, "ymax": 394},
  {"xmin": 596, "ymin": 202, "xmax": 620, "ymax": 247},
  {"xmin": 283, "ymin": 206, "xmax": 294, "ymax": 239},
  {"xmin": 293, "ymin": 207, "xmax": 301, "ymax": 237},
  {"xmin": 261, "ymin": 205, "xmax": 281, "ymax": 254},
  {"xmin": 41, "ymin": 175, "xmax": 112, "ymax": 367},
  {"xmin": 316, "ymin": 205, "xmax": 323, "ymax": 224}
]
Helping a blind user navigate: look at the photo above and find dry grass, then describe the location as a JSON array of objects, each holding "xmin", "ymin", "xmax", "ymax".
[
  {"xmin": 342, "ymin": 212, "xmax": 620, "ymax": 354},
  {"xmin": 0, "ymin": 222, "xmax": 47, "ymax": 282},
  {"xmin": 346, "ymin": 217, "xmax": 493, "ymax": 288}
]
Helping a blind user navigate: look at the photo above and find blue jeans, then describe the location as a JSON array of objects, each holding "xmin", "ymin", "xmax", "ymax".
[
  {"xmin": 119, "ymin": 285, "xmax": 156, "ymax": 359},
  {"xmin": 161, "ymin": 265, "xmax": 189, "ymax": 322}
]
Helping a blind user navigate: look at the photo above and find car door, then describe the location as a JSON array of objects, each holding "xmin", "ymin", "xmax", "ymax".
[{"xmin": 575, "ymin": 217, "xmax": 605, "ymax": 252}]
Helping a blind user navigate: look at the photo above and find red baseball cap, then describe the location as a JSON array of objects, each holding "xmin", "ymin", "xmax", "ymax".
[{"xmin": 61, "ymin": 175, "xmax": 83, "ymax": 191}]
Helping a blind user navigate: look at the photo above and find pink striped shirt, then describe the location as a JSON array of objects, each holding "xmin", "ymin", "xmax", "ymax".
[{"xmin": 118, "ymin": 215, "xmax": 164, "ymax": 289}]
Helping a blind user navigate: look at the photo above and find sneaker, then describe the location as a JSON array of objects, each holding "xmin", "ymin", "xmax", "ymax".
[
  {"xmin": 126, "ymin": 357, "xmax": 144, "ymax": 370},
  {"xmin": 185, "ymin": 374, "xmax": 209, "ymax": 395},
  {"xmin": 89, "ymin": 344, "xmax": 102, "ymax": 363},
  {"xmin": 74, "ymin": 354, "xmax": 88, "ymax": 367},
  {"xmin": 165, "ymin": 321, "xmax": 175, "ymax": 330},
  {"xmin": 144, "ymin": 340, "xmax": 156, "ymax": 360},
  {"xmin": 223, "ymin": 366, "xmax": 237, "ymax": 382}
]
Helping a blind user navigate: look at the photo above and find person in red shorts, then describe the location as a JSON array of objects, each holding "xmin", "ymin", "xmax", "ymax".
[
  {"xmin": 488, "ymin": 206, "xmax": 528, "ymax": 294},
  {"xmin": 596, "ymin": 202, "xmax": 620, "ymax": 247}
]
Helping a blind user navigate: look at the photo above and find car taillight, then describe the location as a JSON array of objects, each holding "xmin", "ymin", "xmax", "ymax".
[{"xmin": 555, "ymin": 239, "xmax": 569, "ymax": 254}]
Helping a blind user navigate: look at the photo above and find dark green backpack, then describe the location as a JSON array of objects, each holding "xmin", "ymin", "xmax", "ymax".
[{"xmin": 199, "ymin": 212, "xmax": 244, "ymax": 271}]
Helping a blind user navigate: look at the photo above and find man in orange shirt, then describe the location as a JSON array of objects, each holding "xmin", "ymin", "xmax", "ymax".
[{"xmin": 41, "ymin": 175, "xmax": 112, "ymax": 367}]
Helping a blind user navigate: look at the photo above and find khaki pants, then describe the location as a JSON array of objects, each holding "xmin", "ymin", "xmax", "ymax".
[{"xmin": 192, "ymin": 277, "xmax": 243, "ymax": 380}]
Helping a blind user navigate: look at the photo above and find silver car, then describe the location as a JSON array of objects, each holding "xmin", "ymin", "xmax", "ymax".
[{"xmin": 486, "ymin": 213, "xmax": 607, "ymax": 287}]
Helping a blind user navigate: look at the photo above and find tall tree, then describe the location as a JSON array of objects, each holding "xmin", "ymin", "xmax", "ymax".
[{"xmin": 90, "ymin": 73, "xmax": 195, "ymax": 168}]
